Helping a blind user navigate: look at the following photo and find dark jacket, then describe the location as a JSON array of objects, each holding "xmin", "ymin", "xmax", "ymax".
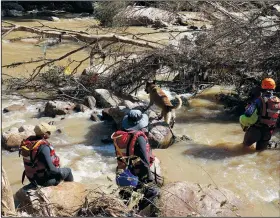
[
  {"xmin": 24, "ymin": 136, "xmax": 62, "ymax": 185},
  {"xmin": 133, "ymin": 135, "xmax": 153, "ymax": 183}
]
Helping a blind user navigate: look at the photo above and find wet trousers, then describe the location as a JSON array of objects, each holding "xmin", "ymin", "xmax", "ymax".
[
  {"xmin": 243, "ymin": 125, "xmax": 272, "ymax": 150},
  {"xmin": 34, "ymin": 167, "xmax": 74, "ymax": 187}
]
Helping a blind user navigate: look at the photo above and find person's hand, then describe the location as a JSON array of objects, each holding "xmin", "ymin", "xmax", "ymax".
[
  {"xmin": 240, "ymin": 124, "xmax": 248, "ymax": 132},
  {"xmin": 243, "ymin": 126, "xmax": 249, "ymax": 132}
]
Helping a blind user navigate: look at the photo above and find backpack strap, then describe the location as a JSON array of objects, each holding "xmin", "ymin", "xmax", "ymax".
[
  {"xmin": 126, "ymin": 132, "xmax": 136, "ymax": 157},
  {"xmin": 21, "ymin": 170, "xmax": 26, "ymax": 185},
  {"xmin": 30, "ymin": 140, "xmax": 47, "ymax": 167}
]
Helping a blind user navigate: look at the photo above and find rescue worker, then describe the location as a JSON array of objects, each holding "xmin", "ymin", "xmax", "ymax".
[
  {"xmin": 240, "ymin": 78, "xmax": 280, "ymax": 150},
  {"xmin": 111, "ymin": 109, "xmax": 163, "ymax": 212},
  {"xmin": 19, "ymin": 122, "xmax": 74, "ymax": 187}
]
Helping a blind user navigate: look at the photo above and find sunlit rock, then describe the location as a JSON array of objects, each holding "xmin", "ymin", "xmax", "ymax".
[
  {"xmin": 94, "ymin": 89, "xmax": 122, "ymax": 108},
  {"xmin": 84, "ymin": 96, "xmax": 96, "ymax": 109},
  {"xmin": 114, "ymin": 6, "xmax": 179, "ymax": 27},
  {"xmin": 148, "ymin": 120, "xmax": 174, "ymax": 149},
  {"xmin": 158, "ymin": 181, "xmax": 243, "ymax": 217},
  {"xmin": 14, "ymin": 182, "xmax": 87, "ymax": 217},
  {"xmin": 2, "ymin": 126, "xmax": 35, "ymax": 151}
]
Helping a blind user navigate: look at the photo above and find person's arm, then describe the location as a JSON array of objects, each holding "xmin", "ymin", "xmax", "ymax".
[
  {"xmin": 37, "ymin": 145, "xmax": 61, "ymax": 176},
  {"xmin": 134, "ymin": 136, "xmax": 153, "ymax": 182}
]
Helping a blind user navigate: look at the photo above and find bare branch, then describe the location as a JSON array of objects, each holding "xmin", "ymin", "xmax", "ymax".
[{"xmin": 2, "ymin": 24, "xmax": 159, "ymax": 49}]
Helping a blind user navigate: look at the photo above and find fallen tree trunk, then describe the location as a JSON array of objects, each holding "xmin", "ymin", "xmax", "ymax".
[{"xmin": 2, "ymin": 24, "xmax": 159, "ymax": 49}]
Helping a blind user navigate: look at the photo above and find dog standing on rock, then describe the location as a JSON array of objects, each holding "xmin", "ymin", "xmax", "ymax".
[{"xmin": 144, "ymin": 81, "xmax": 182, "ymax": 128}]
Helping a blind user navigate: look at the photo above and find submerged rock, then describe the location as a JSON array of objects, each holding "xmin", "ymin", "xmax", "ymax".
[
  {"xmin": 48, "ymin": 16, "xmax": 60, "ymax": 22},
  {"xmin": 3, "ymin": 104, "xmax": 26, "ymax": 113},
  {"xmin": 14, "ymin": 182, "xmax": 87, "ymax": 217},
  {"xmin": 18, "ymin": 125, "xmax": 35, "ymax": 133},
  {"xmin": 90, "ymin": 112, "xmax": 101, "ymax": 122},
  {"xmin": 158, "ymin": 181, "xmax": 243, "ymax": 217},
  {"xmin": 74, "ymin": 104, "xmax": 90, "ymax": 112}
]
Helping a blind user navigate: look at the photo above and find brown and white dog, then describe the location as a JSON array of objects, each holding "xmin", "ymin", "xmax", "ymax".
[{"xmin": 144, "ymin": 81, "xmax": 182, "ymax": 128}]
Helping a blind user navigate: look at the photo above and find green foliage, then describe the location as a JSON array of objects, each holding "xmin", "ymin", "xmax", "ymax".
[{"xmin": 93, "ymin": 1, "xmax": 131, "ymax": 27}]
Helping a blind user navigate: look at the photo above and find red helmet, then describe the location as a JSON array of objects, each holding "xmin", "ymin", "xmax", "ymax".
[{"xmin": 261, "ymin": 78, "xmax": 276, "ymax": 90}]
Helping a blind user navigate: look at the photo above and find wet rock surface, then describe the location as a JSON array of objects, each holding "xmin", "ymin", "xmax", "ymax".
[
  {"xmin": 14, "ymin": 182, "xmax": 87, "ymax": 217},
  {"xmin": 158, "ymin": 181, "xmax": 243, "ymax": 217},
  {"xmin": 2, "ymin": 125, "xmax": 36, "ymax": 151},
  {"xmin": 44, "ymin": 100, "xmax": 75, "ymax": 117},
  {"xmin": 3, "ymin": 104, "xmax": 27, "ymax": 113}
]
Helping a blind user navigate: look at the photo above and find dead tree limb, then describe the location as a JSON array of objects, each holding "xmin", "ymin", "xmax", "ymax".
[
  {"xmin": 1, "ymin": 24, "xmax": 159, "ymax": 49},
  {"xmin": 3, "ymin": 58, "xmax": 53, "ymax": 68},
  {"xmin": 29, "ymin": 42, "xmax": 93, "ymax": 81}
]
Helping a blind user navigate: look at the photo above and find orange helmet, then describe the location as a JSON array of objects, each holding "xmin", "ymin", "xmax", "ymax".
[{"xmin": 261, "ymin": 78, "xmax": 276, "ymax": 90}]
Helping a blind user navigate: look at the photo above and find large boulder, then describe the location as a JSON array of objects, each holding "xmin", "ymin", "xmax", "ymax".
[
  {"xmin": 2, "ymin": 125, "xmax": 35, "ymax": 151},
  {"xmin": 3, "ymin": 104, "xmax": 26, "ymax": 113},
  {"xmin": 114, "ymin": 6, "xmax": 180, "ymax": 27},
  {"xmin": 158, "ymin": 181, "xmax": 243, "ymax": 217},
  {"xmin": 44, "ymin": 101, "xmax": 75, "ymax": 117},
  {"xmin": 84, "ymin": 96, "xmax": 96, "ymax": 109},
  {"xmin": 148, "ymin": 120, "xmax": 174, "ymax": 149},
  {"xmin": 108, "ymin": 106, "xmax": 130, "ymax": 128},
  {"xmin": 3, "ymin": 133, "xmax": 24, "ymax": 151},
  {"xmin": 14, "ymin": 182, "xmax": 87, "ymax": 217},
  {"xmin": 93, "ymin": 89, "xmax": 122, "ymax": 108},
  {"xmin": 1, "ymin": 167, "xmax": 16, "ymax": 216}
]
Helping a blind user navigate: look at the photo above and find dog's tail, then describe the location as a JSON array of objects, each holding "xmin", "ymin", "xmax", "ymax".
[{"xmin": 172, "ymin": 95, "xmax": 182, "ymax": 110}]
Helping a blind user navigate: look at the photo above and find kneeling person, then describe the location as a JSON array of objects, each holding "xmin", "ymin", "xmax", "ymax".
[
  {"xmin": 111, "ymin": 110, "xmax": 162, "ymax": 211},
  {"xmin": 20, "ymin": 122, "xmax": 74, "ymax": 187}
]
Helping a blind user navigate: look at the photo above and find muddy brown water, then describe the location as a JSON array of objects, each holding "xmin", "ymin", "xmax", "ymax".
[
  {"xmin": 2, "ymin": 16, "xmax": 184, "ymax": 78},
  {"xmin": 2, "ymin": 17, "xmax": 280, "ymax": 217}
]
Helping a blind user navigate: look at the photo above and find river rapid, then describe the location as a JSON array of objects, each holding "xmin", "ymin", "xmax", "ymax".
[{"xmin": 2, "ymin": 16, "xmax": 280, "ymax": 217}]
